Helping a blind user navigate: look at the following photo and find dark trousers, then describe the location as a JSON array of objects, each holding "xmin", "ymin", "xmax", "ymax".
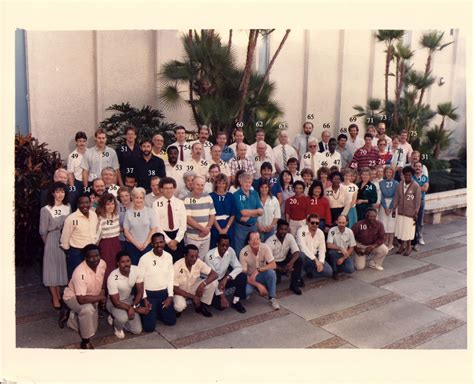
[
  {"xmin": 211, "ymin": 272, "xmax": 247, "ymax": 309},
  {"xmin": 276, "ymin": 252, "xmax": 303, "ymax": 287},
  {"xmin": 67, "ymin": 247, "xmax": 83, "ymax": 280},
  {"xmin": 125, "ymin": 242, "xmax": 152, "ymax": 266},
  {"xmin": 141, "ymin": 289, "xmax": 176, "ymax": 332},
  {"xmin": 164, "ymin": 229, "xmax": 185, "ymax": 263}
]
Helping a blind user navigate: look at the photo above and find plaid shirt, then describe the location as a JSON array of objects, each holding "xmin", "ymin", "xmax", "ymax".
[{"xmin": 229, "ymin": 156, "xmax": 256, "ymax": 176}]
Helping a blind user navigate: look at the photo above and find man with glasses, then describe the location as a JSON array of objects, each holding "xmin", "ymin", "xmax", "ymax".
[{"xmin": 300, "ymin": 137, "xmax": 321, "ymax": 175}]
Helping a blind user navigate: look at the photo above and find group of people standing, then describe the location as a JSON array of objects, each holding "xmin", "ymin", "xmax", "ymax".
[{"xmin": 38, "ymin": 120, "xmax": 428, "ymax": 348}]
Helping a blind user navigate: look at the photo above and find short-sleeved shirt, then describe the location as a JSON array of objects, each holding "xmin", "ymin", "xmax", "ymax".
[
  {"xmin": 265, "ymin": 233, "xmax": 299, "ymax": 263},
  {"xmin": 67, "ymin": 149, "xmax": 85, "ymax": 181},
  {"xmin": 138, "ymin": 250, "xmax": 174, "ymax": 294},
  {"xmin": 165, "ymin": 160, "xmax": 186, "ymax": 195},
  {"xmin": 63, "ymin": 260, "xmax": 106, "ymax": 301},
  {"xmin": 123, "ymin": 206, "xmax": 157, "ymax": 244},
  {"xmin": 285, "ymin": 194, "xmax": 309, "ymax": 221},
  {"xmin": 327, "ymin": 226, "xmax": 356, "ymax": 250},
  {"xmin": 183, "ymin": 158, "xmax": 210, "ymax": 178},
  {"xmin": 134, "ymin": 156, "xmax": 166, "ymax": 192},
  {"xmin": 184, "ymin": 193, "xmax": 216, "ymax": 240},
  {"xmin": 81, "ymin": 146, "xmax": 119, "ymax": 181},
  {"xmin": 319, "ymin": 150, "xmax": 342, "ymax": 170},
  {"xmin": 107, "ymin": 265, "xmax": 143, "ymax": 301},
  {"xmin": 413, "ymin": 174, "xmax": 429, "ymax": 200},
  {"xmin": 239, "ymin": 243, "xmax": 274, "ymax": 275},
  {"xmin": 258, "ymin": 195, "xmax": 281, "ymax": 227},
  {"xmin": 173, "ymin": 258, "xmax": 212, "ymax": 292},
  {"xmin": 204, "ymin": 247, "xmax": 242, "ymax": 281},
  {"xmin": 234, "ymin": 188, "xmax": 263, "ymax": 225}
]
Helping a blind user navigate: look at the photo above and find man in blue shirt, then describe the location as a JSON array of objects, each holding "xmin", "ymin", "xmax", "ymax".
[
  {"xmin": 233, "ymin": 172, "xmax": 263, "ymax": 256},
  {"xmin": 216, "ymin": 131, "xmax": 235, "ymax": 163}
]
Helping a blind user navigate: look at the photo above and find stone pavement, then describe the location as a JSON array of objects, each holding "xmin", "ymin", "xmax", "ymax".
[{"xmin": 15, "ymin": 215, "xmax": 467, "ymax": 350}]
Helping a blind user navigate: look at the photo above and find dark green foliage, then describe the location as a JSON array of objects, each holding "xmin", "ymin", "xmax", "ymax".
[{"xmin": 15, "ymin": 134, "xmax": 64, "ymax": 267}]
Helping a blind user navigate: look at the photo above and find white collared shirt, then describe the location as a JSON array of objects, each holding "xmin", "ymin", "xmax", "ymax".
[
  {"xmin": 327, "ymin": 226, "xmax": 356, "ymax": 250},
  {"xmin": 153, "ymin": 196, "xmax": 187, "ymax": 243},
  {"xmin": 138, "ymin": 250, "xmax": 174, "ymax": 295},
  {"xmin": 265, "ymin": 233, "xmax": 299, "ymax": 263},
  {"xmin": 204, "ymin": 247, "xmax": 242, "ymax": 282},
  {"xmin": 107, "ymin": 265, "xmax": 144, "ymax": 301},
  {"xmin": 296, "ymin": 225, "xmax": 326, "ymax": 262},
  {"xmin": 273, "ymin": 143, "xmax": 298, "ymax": 172}
]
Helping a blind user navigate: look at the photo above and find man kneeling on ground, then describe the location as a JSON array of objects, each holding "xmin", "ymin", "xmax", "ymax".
[{"xmin": 326, "ymin": 215, "xmax": 356, "ymax": 280}]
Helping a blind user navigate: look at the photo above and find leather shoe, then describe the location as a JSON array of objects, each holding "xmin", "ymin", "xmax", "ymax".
[
  {"xmin": 231, "ymin": 301, "xmax": 247, "ymax": 313},
  {"xmin": 80, "ymin": 340, "xmax": 94, "ymax": 349},
  {"xmin": 298, "ymin": 279, "xmax": 305, "ymax": 287},
  {"xmin": 196, "ymin": 305, "xmax": 213, "ymax": 317},
  {"xmin": 58, "ymin": 308, "xmax": 70, "ymax": 329},
  {"xmin": 290, "ymin": 285, "xmax": 302, "ymax": 295},
  {"xmin": 332, "ymin": 272, "xmax": 341, "ymax": 281}
]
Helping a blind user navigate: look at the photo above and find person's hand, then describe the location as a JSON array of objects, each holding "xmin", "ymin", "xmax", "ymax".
[
  {"xmin": 354, "ymin": 246, "xmax": 364, "ymax": 255},
  {"xmin": 240, "ymin": 216, "xmax": 250, "ymax": 223},
  {"xmin": 221, "ymin": 227, "xmax": 229, "ymax": 235},
  {"xmin": 135, "ymin": 305, "xmax": 150, "ymax": 315},
  {"xmin": 336, "ymin": 257, "xmax": 344, "ymax": 266},
  {"xmin": 162, "ymin": 296, "xmax": 173, "ymax": 309},
  {"xmin": 356, "ymin": 199, "xmax": 363, "ymax": 204},
  {"xmin": 365, "ymin": 245, "xmax": 375, "ymax": 254},
  {"xmin": 127, "ymin": 306, "xmax": 135, "ymax": 320},
  {"xmin": 385, "ymin": 208, "xmax": 390, "ymax": 216},
  {"xmin": 192, "ymin": 295, "xmax": 201, "ymax": 308},
  {"xmin": 199, "ymin": 227, "xmax": 210, "ymax": 237},
  {"xmin": 373, "ymin": 203, "xmax": 380, "ymax": 209},
  {"xmin": 220, "ymin": 295, "xmax": 230, "ymax": 309},
  {"xmin": 255, "ymin": 282, "xmax": 268, "ymax": 297},
  {"xmin": 316, "ymin": 261, "xmax": 324, "ymax": 273},
  {"xmin": 168, "ymin": 240, "xmax": 178, "ymax": 251},
  {"xmin": 284, "ymin": 262, "xmax": 294, "ymax": 273},
  {"xmin": 218, "ymin": 277, "xmax": 228, "ymax": 292},
  {"xmin": 196, "ymin": 282, "xmax": 206, "ymax": 298}
]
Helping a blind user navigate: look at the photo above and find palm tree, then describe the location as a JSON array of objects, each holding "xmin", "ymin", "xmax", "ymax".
[
  {"xmin": 376, "ymin": 30, "xmax": 405, "ymax": 108},
  {"xmin": 425, "ymin": 125, "xmax": 454, "ymax": 159},
  {"xmin": 392, "ymin": 42, "xmax": 414, "ymax": 130}
]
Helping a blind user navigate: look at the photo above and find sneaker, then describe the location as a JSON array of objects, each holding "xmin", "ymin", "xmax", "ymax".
[
  {"xmin": 269, "ymin": 298, "xmax": 280, "ymax": 310},
  {"xmin": 368, "ymin": 260, "xmax": 376, "ymax": 269},
  {"xmin": 419, "ymin": 238, "xmax": 425, "ymax": 245},
  {"xmin": 114, "ymin": 327, "xmax": 125, "ymax": 339},
  {"xmin": 369, "ymin": 263, "xmax": 384, "ymax": 271},
  {"xmin": 107, "ymin": 314, "xmax": 113, "ymax": 326},
  {"xmin": 290, "ymin": 285, "xmax": 302, "ymax": 295}
]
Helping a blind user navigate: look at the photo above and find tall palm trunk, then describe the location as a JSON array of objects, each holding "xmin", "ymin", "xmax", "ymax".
[
  {"xmin": 392, "ymin": 56, "xmax": 401, "ymax": 129},
  {"xmin": 417, "ymin": 52, "xmax": 432, "ymax": 109},
  {"xmin": 227, "ymin": 29, "xmax": 233, "ymax": 54},
  {"xmin": 384, "ymin": 45, "xmax": 393, "ymax": 108}
]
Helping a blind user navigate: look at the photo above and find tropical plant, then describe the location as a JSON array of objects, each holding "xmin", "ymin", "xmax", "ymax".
[
  {"xmin": 99, "ymin": 102, "xmax": 177, "ymax": 148},
  {"xmin": 352, "ymin": 98, "xmax": 386, "ymax": 127},
  {"xmin": 430, "ymin": 102, "xmax": 459, "ymax": 158},
  {"xmin": 15, "ymin": 134, "xmax": 64, "ymax": 267},
  {"xmin": 392, "ymin": 43, "xmax": 414, "ymax": 130}
]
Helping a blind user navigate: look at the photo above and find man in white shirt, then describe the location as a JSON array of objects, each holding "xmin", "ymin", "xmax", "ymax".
[
  {"xmin": 253, "ymin": 141, "xmax": 275, "ymax": 179},
  {"xmin": 184, "ymin": 142, "xmax": 210, "ymax": 178},
  {"xmin": 319, "ymin": 138, "xmax": 342, "ymax": 171},
  {"xmin": 204, "ymin": 234, "xmax": 247, "ymax": 313},
  {"xmin": 296, "ymin": 214, "xmax": 333, "ymax": 279},
  {"xmin": 292, "ymin": 121, "xmax": 318, "ymax": 159},
  {"xmin": 248, "ymin": 128, "xmax": 275, "ymax": 160},
  {"xmin": 145, "ymin": 176, "xmax": 161, "ymax": 208},
  {"xmin": 326, "ymin": 215, "xmax": 356, "ymax": 280},
  {"xmin": 168, "ymin": 126, "xmax": 192, "ymax": 162},
  {"xmin": 300, "ymin": 137, "xmax": 321, "ymax": 175},
  {"xmin": 399, "ymin": 129, "xmax": 413, "ymax": 159},
  {"xmin": 190, "ymin": 125, "xmax": 213, "ymax": 160},
  {"xmin": 265, "ymin": 219, "xmax": 303, "ymax": 295},
  {"xmin": 165, "ymin": 146, "xmax": 186, "ymax": 195},
  {"xmin": 377, "ymin": 122, "xmax": 392, "ymax": 150},
  {"xmin": 153, "ymin": 177, "xmax": 187, "ymax": 262},
  {"xmin": 138, "ymin": 232, "xmax": 176, "ymax": 331},
  {"xmin": 273, "ymin": 129, "xmax": 298, "ymax": 173},
  {"xmin": 346, "ymin": 123, "xmax": 364, "ymax": 154},
  {"xmin": 209, "ymin": 145, "xmax": 231, "ymax": 177}
]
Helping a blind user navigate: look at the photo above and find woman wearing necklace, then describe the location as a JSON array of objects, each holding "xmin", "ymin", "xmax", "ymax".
[
  {"xmin": 392, "ymin": 166, "xmax": 421, "ymax": 256},
  {"xmin": 39, "ymin": 182, "xmax": 71, "ymax": 309},
  {"xmin": 307, "ymin": 180, "xmax": 332, "ymax": 234},
  {"xmin": 325, "ymin": 171, "xmax": 351, "ymax": 226},
  {"xmin": 210, "ymin": 173, "xmax": 235, "ymax": 249},
  {"xmin": 342, "ymin": 168, "xmax": 358, "ymax": 228},
  {"xmin": 355, "ymin": 167, "xmax": 378, "ymax": 221},
  {"xmin": 378, "ymin": 167, "xmax": 399, "ymax": 250}
]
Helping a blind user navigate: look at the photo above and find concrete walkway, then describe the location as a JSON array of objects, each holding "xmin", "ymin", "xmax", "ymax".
[{"xmin": 15, "ymin": 215, "xmax": 467, "ymax": 349}]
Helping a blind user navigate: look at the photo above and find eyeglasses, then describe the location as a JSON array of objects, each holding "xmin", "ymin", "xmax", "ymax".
[
  {"xmin": 308, "ymin": 145, "xmax": 317, "ymax": 148},
  {"xmin": 309, "ymin": 221, "xmax": 320, "ymax": 225}
]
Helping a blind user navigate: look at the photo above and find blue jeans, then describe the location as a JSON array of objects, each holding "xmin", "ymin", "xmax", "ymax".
[
  {"xmin": 141, "ymin": 289, "xmax": 176, "ymax": 332},
  {"xmin": 301, "ymin": 253, "xmax": 333, "ymax": 278},
  {"xmin": 66, "ymin": 247, "xmax": 84, "ymax": 280},
  {"xmin": 234, "ymin": 222, "xmax": 257, "ymax": 258},
  {"xmin": 326, "ymin": 249, "xmax": 355, "ymax": 274},
  {"xmin": 245, "ymin": 269, "xmax": 277, "ymax": 299}
]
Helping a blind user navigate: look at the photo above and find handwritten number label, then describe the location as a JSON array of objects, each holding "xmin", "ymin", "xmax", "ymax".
[
  {"xmin": 121, "ymin": 146, "xmax": 127, "ymax": 152},
  {"xmin": 323, "ymin": 123, "xmax": 330, "ymax": 129},
  {"xmin": 158, "ymin": 201, "xmax": 164, "ymax": 207},
  {"xmin": 102, "ymin": 152, "xmax": 110, "ymax": 157},
  {"xmin": 83, "ymin": 186, "xmax": 91, "ymax": 193},
  {"xmin": 186, "ymin": 165, "xmax": 194, "ymax": 171},
  {"xmin": 407, "ymin": 194, "xmax": 415, "ymax": 201},
  {"xmin": 306, "ymin": 114, "xmax": 314, "ymax": 120},
  {"xmin": 106, "ymin": 219, "xmax": 113, "ymax": 226},
  {"xmin": 72, "ymin": 220, "xmax": 79, "ymax": 226},
  {"xmin": 386, "ymin": 181, "xmax": 393, "ymax": 188},
  {"xmin": 54, "ymin": 209, "xmax": 62, "ymax": 216},
  {"xmin": 69, "ymin": 186, "xmax": 76, "ymax": 192},
  {"xmin": 360, "ymin": 224, "xmax": 367, "ymax": 230},
  {"xmin": 81, "ymin": 274, "xmax": 84, "ymax": 280},
  {"xmin": 360, "ymin": 149, "xmax": 367, "ymax": 156},
  {"xmin": 349, "ymin": 116, "xmax": 357, "ymax": 122},
  {"xmin": 71, "ymin": 153, "xmax": 79, "ymax": 159},
  {"xmin": 289, "ymin": 198, "xmax": 297, "ymax": 205},
  {"xmin": 176, "ymin": 164, "xmax": 183, "ymax": 171},
  {"xmin": 114, "ymin": 274, "xmax": 118, "ymax": 280},
  {"xmin": 148, "ymin": 170, "xmax": 156, "ymax": 176},
  {"xmin": 126, "ymin": 168, "xmax": 134, "ymax": 174},
  {"xmin": 302, "ymin": 232, "xmax": 305, "ymax": 237},
  {"xmin": 369, "ymin": 160, "xmax": 376, "ymax": 166},
  {"xmin": 133, "ymin": 212, "xmax": 141, "ymax": 218},
  {"xmin": 348, "ymin": 186, "xmax": 355, "ymax": 192},
  {"xmin": 218, "ymin": 195, "xmax": 225, "ymax": 202}
]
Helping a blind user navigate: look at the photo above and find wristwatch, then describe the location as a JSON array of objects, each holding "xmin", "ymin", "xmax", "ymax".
[{"xmin": 132, "ymin": 303, "xmax": 140, "ymax": 309}]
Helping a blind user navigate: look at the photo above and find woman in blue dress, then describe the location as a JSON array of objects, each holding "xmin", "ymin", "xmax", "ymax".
[
  {"xmin": 355, "ymin": 167, "xmax": 378, "ymax": 221},
  {"xmin": 210, "ymin": 173, "xmax": 235, "ymax": 249}
]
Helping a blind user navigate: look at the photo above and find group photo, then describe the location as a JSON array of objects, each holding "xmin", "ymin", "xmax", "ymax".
[{"xmin": 14, "ymin": 26, "xmax": 467, "ymax": 354}]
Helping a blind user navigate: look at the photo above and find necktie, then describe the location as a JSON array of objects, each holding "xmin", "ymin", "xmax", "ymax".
[
  {"xmin": 325, "ymin": 143, "xmax": 328, "ymax": 151},
  {"xmin": 168, "ymin": 200, "xmax": 174, "ymax": 230},
  {"xmin": 179, "ymin": 144, "xmax": 184, "ymax": 162},
  {"xmin": 282, "ymin": 145, "xmax": 288, "ymax": 169},
  {"xmin": 305, "ymin": 135, "xmax": 309, "ymax": 153}
]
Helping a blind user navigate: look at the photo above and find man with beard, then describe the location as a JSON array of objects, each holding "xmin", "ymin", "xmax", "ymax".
[
  {"xmin": 134, "ymin": 139, "xmax": 166, "ymax": 193},
  {"xmin": 293, "ymin": 121, "xmax": 318, "ymax": 160},
  {"xmin": 190, "ymin": 125, "xmax": 213, "ymax": 160}
]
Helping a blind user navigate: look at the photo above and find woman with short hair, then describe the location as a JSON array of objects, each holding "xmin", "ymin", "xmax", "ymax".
[
  {"xmin": 378, "ymin": 166, "xmax": 399, "ymax": 250},
  {"xmin": 355, "ymin": 167, "xmax": 378, "ymax": 221},
  {"xmin": 257, "ymin": 180, "xmax": 281, "ymax": 241},
  {"xmin": 210, "ymin": 173, "xmax": 235, "ymax": 249}
]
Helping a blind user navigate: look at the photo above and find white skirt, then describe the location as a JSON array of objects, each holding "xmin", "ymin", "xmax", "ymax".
[
  {"xmin": 378, "ymin": 198, "xmax": 396, "ymax": 233},
  {"xmin": 395, "ymin": 213, "xmax": 416, "ymax": 241}
]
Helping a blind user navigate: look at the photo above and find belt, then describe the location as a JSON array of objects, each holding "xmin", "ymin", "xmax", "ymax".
[
  {"xmin": 215, "ymin": 214, "xmax": 230, "ymax": 221},
  {"xmin": 237, "ymin": 221, "xmax": 254, "ymax": 227}
]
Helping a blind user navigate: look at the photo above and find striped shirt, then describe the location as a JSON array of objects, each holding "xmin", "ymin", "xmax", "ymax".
[
  {"xmin": 184, "ymin": 193, "xmax": 216, "ymax": 240},
  {"xmin": 97, "ymin": 214, "xmax": 121, "ymax": 240},
  {"xmin": 350, "ymin": 146, "xmax": 380, "ymax": 169}
]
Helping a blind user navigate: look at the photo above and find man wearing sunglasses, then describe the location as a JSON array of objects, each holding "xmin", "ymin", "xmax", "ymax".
[{"xmin": 296, "ymin": 214, "xmax": 333, "ymax": 279}]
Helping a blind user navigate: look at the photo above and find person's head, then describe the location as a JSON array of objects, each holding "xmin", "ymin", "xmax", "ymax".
[
  {"xmin": 115, "ymin": 251, "xmax": 132, "ymax": 273},
  {"xmin": 191, "ymin": 142, "xmax": 203, "ymax": 159},
  {"xmin": 210, "ymin": 145, "xmax": 222, "ymax": 161},
  {"xmin": 279, "ymin": 170, "xmax": 293, "ymax": 188},
  {"xmin": 303, "ymin": 121, "xmax": 314, "ymax": 135},
  {"xmin": 309, "ymin": 180, "xmax": 324, "ymax": 199},
  {"xmin": 131, "ymin": 187, "xmax": 146, "ymax": 206},
  {"xmin": 414, "ymin": 161, "xmax": 423, "ymax": 175},
  {"xmin": 233, "ymin": 169, "xmax": 246, "ymax": 188},
  {"xmin": 260, "ymin": 162, "xmax": 273, "ymax": 179},
  {"xmin": 348, "ymin": 123, "xmax": 359, "ymax": 138},
  {"xmin": 83, "ymin": 244, "xmax": 101, "ymax": 270},
  {"xmin": 208, "ymin": 164, "xmax": 220, "ymax": 180},
  {"xmin": 124, "ymin": 174, "xmax": 137, "ymax": 189},
  {"xmin": 214, "ymin": 173, "xmax": 229, "ymax": 193},
  {"xmin": 329, "ymin": 171, "xmax": 343, "ymax": 187},
  {"xmin": 47, "ymin": 181, "xmax": 68, "ymax": 207},
  {"xmin": 402, "ymin": 165, "xmax": 415, "ymax": 183},
  {"xmin": 293, "ymin": 180, "xmax": 305, "ymax": 196},
  {"xmin": 198, "ymin": 125, "xmax": 210, "ymax": 142},
  {"xmin": 308, "ymin": 137, "xmax": 318, "ymax": 154},
  {"xmin": 151, "ymin": 232, "xmax": 165, "ymax": 255},
  {"xmin": 92, "ymin": 178, "xmax": 106, "ymax": 196},
  {"xmin": 377, "ymin": 138, "xmax": 387, "ymax": 153},
  {"xmin": 321, "ymin": 130, "xmax": 331, "ymax": 143},
  {"xmin": 383, "ymin": 166, "xmax": 394, "ymax": 180},
  {"xmin": 159, "ymin": 177, "xmax": 177, "ymax": 199},
  {"xmin": 53, "ymin": 168, "xmax": 68, "ymax": 184},
  {"xmin": 400, "ymin": 129, "xmax": 408, "ymax": 143},
  {"xmin": 255, "ymin": 128, "xmax": 265, "ymax": 143},
  {"xmin": 377, "ymin": 122, "xmax": 386, "ymax": 135},
  {"xmin": 369, "ymin": 167, "xmax": 377, "ymax": 181},
  {"xmin": 233, "ymin": 128, "xmax": 244, "ymax": 143},
  {"xmin": 317, "ymin": 167, "xmax": 330, "ymax": 182},
  {"xmin": 94, "ymin": 128, "xmax": 107, "ymax": 148},
  {"xmin": 236, "ymin": 142, "xmax": 247, "ymax": 159},
  {"xmin": 239, "ymin": 172, "xmax": 253, "ymax": 192},
  {"xmin": 336, "ymin": 215, "xmax": 347, "ymax": 230},
  {"xmin": 278, "ymin": 130, "xmax": 290, "ymax": 145},
  {"xmin": 364, "ymin": 132, "xmax": 373, "ymax": 147},
  {"xmin": 359, "ymin": 167, "xmax": 370, "ymax": 183},
  {"xmin": 150, "ymin": 176, "xmax": 161, "ymax": 196},
  {"xmin": 411, "ymin": 151, "xmax": 420, "ymax": 163},
  {"xmin": 365, "ymin": 207, "xmax": 378, "ymax": 223},
  {"xmin": 276, "ymin": 219, "xmax": 290, "ymax": 239},
  {"xmin": 167, "ymin": 146, "xmax": 179, "ymax": 164},
  {"xmin": 183, "ymin": 171, "xmax": 196, "ymax": 191},
  {"xmin": 216, "ymin": 131, "xmax": 228, "ymax": 147},
  {"xmin": 287, "ymin": 157, "xmax": 299, "ymax": 173},
  {"xmin": 74, "ymin": 131, "xmax": 88, "ymax": 151},
  {"xmin": 257, "ymin": 179, "xmax": 272, "ymax": 198},
  {"xmin": 307, "ymin": 214, "xmax": 320, "ymax": 230},
  {"xmin": 95, "ymin": 192, "xmax": 117, "ymax": 218},
  {"xmin": 117, "ymin": 187, "xmax": 131, "ymax": 205},
  {"xmin": 184, "ymin": 244, "xmax": 200, "ymax": 267},
  {"xmin": 125, "ymin": 126, "xmax": 137, "ymax": 142},
  {"xmin": 77, "ymin": 194, "xmax": 91, "ymax": 215},
  {"xmin": 192, "ymin": 175, "xmax": 206, "ymax": 195},
  {"xmin": 328, "ymin": 138, "xmax": 337, "ymax": 153},
  {"xmin": 375, "ymin": 165, "xmax": 384, "ymax": 180},
  {"xmin": 301, "ymin": 168, "xmax": 314, "ymax": 185},
  {"xmin": 367, "ymin": 125, "xmax": 376, "ymax": 137},
  {"xmin": 343, "ymin": 167, "xmax": 355, "ymax": 183},
  {"xmin": 217, "ymin": 234, "xmax": 231, "ymax": 256},
  {"xmin": 256, "ymin": 140, "xmax": 267, "ymax": 157},
  {"xmin": 246, "ymin": 231, "xmax": 260, "ymax": 249},
  {"xmin": 101, "ymin": 167, "xmax": 116, "ymax": 186},
  {"xmin": 175, "ymin": 126, "xmax": 186, "ymax": 142},
  {"xmin": 140, "ymin": 140, "xmax": 153, "ymax": 157},
  {"xmin": 152, "ymin": 133, "xmax": 164, "ymax": 150},
  {"xmin": 337, "ymin": 134, "xmax": 347, "ymax": 148},
  {"xmin": 391, "ymin": 135, "xmax": 400, "ymax": 150}
]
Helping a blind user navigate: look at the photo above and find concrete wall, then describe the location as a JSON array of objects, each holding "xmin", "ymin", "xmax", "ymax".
[{"xmin": 25, "ymin": 29, "xmax": 467, "ymax": 160}]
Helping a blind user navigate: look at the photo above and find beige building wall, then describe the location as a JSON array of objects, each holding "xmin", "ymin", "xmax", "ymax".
[{"xmin": 26, "ymin": 29, "xmax": 466, "ymax": 160}]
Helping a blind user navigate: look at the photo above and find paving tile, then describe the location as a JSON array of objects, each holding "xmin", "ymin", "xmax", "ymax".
[
  {"xmin": 409, "ymin": 238, "xmax": 451, "ymax": 254},
  {"xmin": 380, "ymin": 268, "xmax": 466, "ymax": 303},
  {"xmin": 422, "ymin": 246, "xmax": 467, "ymax": 272},
  {"xmin": 155, "ymin": 295, "xmax": 271, "ymax": 341},
  {"xmin": 278, "ymin": 278, "xmax": 388, "ymax": 320},
  {"xmin": 436, "ymin": 297, "xmax": 467, "ymax": 322},
  {"xmin": 352, "ymin": 253, "xmax": 429, "ymax": 283},
  {"xmin": 415, "ymin": 324, "xmax": 467, "ymax": 349},
  {"xmin": 16, "ymin": 288, "xmax": 53, "ymax": 317},
  {"xmin": 323, "ymin": 298, "xmax": 450, "ymax": 349},
  {"xmin": 183, "ymin": 313, "xmax": 332, "ymax": 349},
  {"xmin": 98, "ymin": 332, "xmax": 174, "ymax": 349}
]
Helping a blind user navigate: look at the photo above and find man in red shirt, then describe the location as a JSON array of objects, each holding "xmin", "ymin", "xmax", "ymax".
[{"xmin": 350, "ymin": 133, "xmax": 380, "ymax": 170}]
